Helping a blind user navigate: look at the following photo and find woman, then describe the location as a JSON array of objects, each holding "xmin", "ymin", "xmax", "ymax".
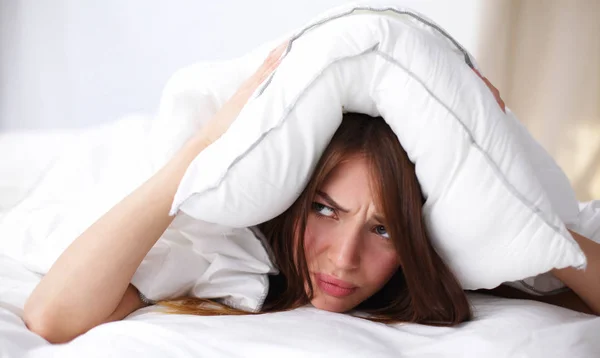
[{"xmin": 23, "ymin": 42, "xmax": 600, "ymax": 344}]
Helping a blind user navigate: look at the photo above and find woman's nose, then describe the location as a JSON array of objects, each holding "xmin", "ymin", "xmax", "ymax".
[{"xmin": 327, "ymin": 227, "xmax": 361, "ymax": 270}]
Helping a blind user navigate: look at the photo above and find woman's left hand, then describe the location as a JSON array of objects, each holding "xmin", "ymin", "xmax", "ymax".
[{"xmin": 473, "ymin": 69, "xmax": 506, "ymax": 113}]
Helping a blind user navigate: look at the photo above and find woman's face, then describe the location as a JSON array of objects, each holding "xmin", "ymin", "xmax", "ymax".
[{"xmin": 303, "ymin": 156, "xmax": 401, "ymax": 313}]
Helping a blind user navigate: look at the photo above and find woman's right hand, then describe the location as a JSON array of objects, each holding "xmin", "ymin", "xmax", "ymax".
[
  {"xmin": 23, "ymin": 40, "xmax": 288, "ymax": 344},
  {"xmin": 195, "ymin": 40, "xmax": 289, "ymax": 148}
]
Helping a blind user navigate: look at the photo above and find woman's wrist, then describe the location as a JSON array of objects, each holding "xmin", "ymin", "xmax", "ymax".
[{"xmin": 156, "ymin": 133, "xmax": 210, "ymax": 182}]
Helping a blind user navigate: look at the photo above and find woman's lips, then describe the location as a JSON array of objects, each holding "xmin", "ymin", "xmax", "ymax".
[{"xmin": 315, "ymin": 273, "xmax": 357, "ymax": 298}]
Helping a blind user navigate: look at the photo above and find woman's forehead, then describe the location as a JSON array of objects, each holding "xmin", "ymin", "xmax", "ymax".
[{"xmin": 317, "ymin": 156, "xmax": 386, "ymax": 215}]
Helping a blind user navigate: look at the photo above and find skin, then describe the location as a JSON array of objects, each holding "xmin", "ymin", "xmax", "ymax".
[
  {"xmin": 23, "ymin": 40, "xmax": 289, "ymax": 344},
  {"xmin": 305, "ymin": 156, "xmax": 401, "ymax": 313},
  {"xmin": 21, "ymin": 43, "xmax": 599, "ymax": 344}
]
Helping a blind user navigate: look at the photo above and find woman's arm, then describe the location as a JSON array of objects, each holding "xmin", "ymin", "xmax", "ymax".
[
  {"xmin": 23, "ymin": 40, "xmax": 288, "ymax": 344},
  {"xmin": 104, "ymin": 284, "xmax": 148, "ymax": 323},
  {"xmin": 470, "ymin": 73, "xmax": 599, "ymax": 313},
  {"xmin": 23, "ymin": 136, "xmax": 208, "ymax": 343},
  {"xmin": 480, "ymin": 230, "xmax": 600, "ymax": 315},
  {"xmin": 478, "ymin": 284, "xmax": 594, "ymax": 315},
  {"xmin": 551, "ymin": 229, "xmax": 600, "ymax": 314}
]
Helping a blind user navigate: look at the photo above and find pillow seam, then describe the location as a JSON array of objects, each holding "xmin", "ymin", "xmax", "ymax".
[{"xmin": 373, "ymin": 48, "xmax": 580, "ymax": 256}]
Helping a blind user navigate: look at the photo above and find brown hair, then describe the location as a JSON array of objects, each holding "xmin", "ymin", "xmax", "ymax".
[{"xmin": 161, "ymin": 112, "xmax": 472, "ymax": 325}]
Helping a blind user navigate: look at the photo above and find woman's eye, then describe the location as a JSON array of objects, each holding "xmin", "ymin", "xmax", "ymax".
[
  {"xmin": 312, "ymin": 202, "xmax": 336, "ymax": 217},
  {"xmin": 374, "ymin": 225, "xmax": 389, "ymax": 239}
]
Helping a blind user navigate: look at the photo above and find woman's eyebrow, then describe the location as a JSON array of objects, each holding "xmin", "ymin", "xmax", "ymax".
[
  {"xmin": 373, "ymin": 213, "xmax": 386, "ymax": 224},
  {"xmin": 316, "ymin": 191, "xmax": 349, "ymax": 213}
]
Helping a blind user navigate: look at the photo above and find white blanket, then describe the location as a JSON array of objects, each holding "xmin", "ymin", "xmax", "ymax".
[
  {"xmin": 1, "ymin": 254, "xmax": 599, "ymax": 357},
  {"xmin": 1, "ymin": 118, "xmax": 599, "ymax": 357},
  {"xmin": 0, "ymin": 115, "xmax": 276, "ymax": 312}
]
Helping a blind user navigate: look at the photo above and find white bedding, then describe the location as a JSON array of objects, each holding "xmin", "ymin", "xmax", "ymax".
[
  {"xmin": 1, "ymin": 253, "xmax": 599, "ymax": 358},
  {"xmin": 1, "ymin": 120, "xmax": 600, "ymax": 357}
]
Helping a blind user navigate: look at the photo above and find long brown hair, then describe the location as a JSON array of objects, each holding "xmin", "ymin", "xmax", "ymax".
[{"xmin": 162, "ymin": 112, "xmax": 472, "ymax": 325}]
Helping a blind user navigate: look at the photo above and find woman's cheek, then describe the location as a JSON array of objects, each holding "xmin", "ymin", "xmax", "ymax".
[
  {"xmin": 303, "ymin": 218, "xmax": 317, "ymax": 257},
  {"xmin": 304, "ymin": 215, "xmax": 327, "ymax": 261},
  {"xmin": 370, "ymin": 250, "xmax": 401, "ymax": 285}
]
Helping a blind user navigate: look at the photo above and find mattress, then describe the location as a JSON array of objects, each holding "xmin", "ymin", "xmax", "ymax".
[{"xmin": 1, "ymin": 119, "xmax": 599, "ymax": 357}]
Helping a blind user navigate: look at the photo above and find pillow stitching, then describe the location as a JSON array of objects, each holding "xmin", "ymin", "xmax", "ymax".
[
  {"xmin": 373, "ymin": 48, "xmax": 579, "ymax": 252},
  {"xmin": 255, "ymin": 5, "xmax": 473, "ymax": 98},
  {"xmin": 184, "ymin": 42, "xmax": 580, "ymax": 263},
  {"xmin": 172, "ymin": 44, "xmax": 379, "ymax": 215},
  {"xmin": 175, "ymin": 5, "xmax": 585, "ymax": 272}
]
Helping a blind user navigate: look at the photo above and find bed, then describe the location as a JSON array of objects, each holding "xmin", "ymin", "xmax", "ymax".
[
  {"xmin": 1, "ymin": 256, "xmax": 600, "ymax": 357},
  {"xmin": 0, "ymin": 116, "xmax": 599, "ymax": 357}
]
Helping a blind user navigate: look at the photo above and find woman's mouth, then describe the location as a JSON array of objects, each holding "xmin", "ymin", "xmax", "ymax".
[{"xmin": 315, "ymin": 273, "xmax": 357, "ymax": 298}]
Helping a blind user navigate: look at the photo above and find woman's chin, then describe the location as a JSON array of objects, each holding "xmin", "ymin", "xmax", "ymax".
[{"xmin": 310, "ymin": 294, "xmax": 354, "ymax": 313}]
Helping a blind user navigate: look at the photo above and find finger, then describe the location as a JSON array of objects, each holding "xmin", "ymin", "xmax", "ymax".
[
  {"xmin": 254, "ymin": 48, "xmax": 285, "ymax": 84},
  {"xmin": 475, "ymin": 71, "xmax": 506, "ymax": 112},
  {"xmin": 248, "ymin": 42, "xmax": 286, "ymax": 84},
  {"xmin": 498, "ymin": 98, "xmax": 506, "ymax": 112},
  {"xmin": 255, "ymin": 63, "xmax": 279, "ymax": 86},
  {"xmin": 264, "ymin": 55, "xmax": 282, "ymax": 75},
  {"xmin": 269, "ymin": 40, "xmax": 289, "ymax": 58},
  {"xmin": 249, "ymin": 61, "xmax": 279, "ymax": 89},
  {"xmin": 262, "ymin": 40, "xmax": 289, "ymax": 68}
]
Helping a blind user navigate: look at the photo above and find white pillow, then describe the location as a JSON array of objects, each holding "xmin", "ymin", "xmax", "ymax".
[
  {"xmin": 162, "ymin": 2, "xmax": 586, "ymax": 290},
  {"xmin": 506, "ymin": 200, "xmax": 600, "ymax": 295},
  {"xmin": 0, "ymin": 116, "xmax": 276, "ymax": 312}
]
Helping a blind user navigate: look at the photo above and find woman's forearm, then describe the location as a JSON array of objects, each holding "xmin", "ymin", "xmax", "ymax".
[
  {"xmin": 477, "ymin": 284, "xmax": 594, "ymax": 315},
  {"xmin": 23, "ymin": 135, "xmax": 207, "ymax": 342},
  {"xmin": 23, "ymin": 41, "xmax": 286, "ymax": 343},
  {"xmin": 476, "ymin": 230, "xmax": 600, "ymax": 315},
  {"xmin": 551, "ymin": 230, "xmax": 600, "ymax": 314}
]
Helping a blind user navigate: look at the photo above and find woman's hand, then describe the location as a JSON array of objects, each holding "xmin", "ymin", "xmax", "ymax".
[
  {"xmin": 473, "ymin": 68, "xmax": 506, "ymax": 113},
  {"xmin": 196, "ymin": 40, "xmax": 288, "ymax": 148},
  {"xmin": 23, "ymin": 40, "xmax": 288, "ymax": 344}
]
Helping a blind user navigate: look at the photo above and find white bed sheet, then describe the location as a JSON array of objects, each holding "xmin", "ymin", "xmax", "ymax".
[
  {"xmin": 1, "ymin": 253, "xmax": 599, "ymax": 358},
  {"xmin": 1, "ymin": 121, "xmax": 600, "ymax": 357}
]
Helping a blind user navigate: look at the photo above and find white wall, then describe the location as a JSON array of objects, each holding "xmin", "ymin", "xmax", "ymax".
[{"xmin": 0, "ymin": 0, "xmax": 483, "ymax": 130}]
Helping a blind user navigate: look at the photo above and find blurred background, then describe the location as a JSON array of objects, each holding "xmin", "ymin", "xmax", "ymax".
[{"xmin": 0, "ymin": 0, "xmax": 598, "ymax": 200}]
